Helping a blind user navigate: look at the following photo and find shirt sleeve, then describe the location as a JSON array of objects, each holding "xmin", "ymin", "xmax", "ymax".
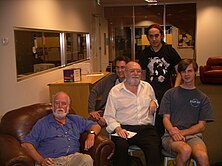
[
  {"xmin": 148, "ymin": 82, "xmax": 159, "ymax": 108},
  {"xmin": 139, "ymin": 47, "xmax": 149, "ymax": 70},
  {"xmin": 103, "ymin": 90, "xmax": 121, "ymax": 133},
  {"xmin": 21, "ymin": 118, "xmax": 44, "ymax": 148},
  {"xmin": 88, "ymin": 77, "xmax": 107, "ymax": 113},
  {"xmin": 69, "ymin": 115, "xmax": 97, "ymax": 133},
  {"xmin": 88, "ymin": 74, "xmax": 116, "ymax": 113},
  {"xmin": 165, "ymin": 45, "xmax": 181, "ymax": 67}
]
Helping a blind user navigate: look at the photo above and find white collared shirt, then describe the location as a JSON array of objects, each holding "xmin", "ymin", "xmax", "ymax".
[{"xmin": 104, "ymin": 80, "xmax": 158, "ymax": 133}]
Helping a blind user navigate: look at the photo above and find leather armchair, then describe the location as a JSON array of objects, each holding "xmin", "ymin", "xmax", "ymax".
[
  {"xmin": 199, "ymin": 56, "xmax": 222, "ymax": 84},
  {"xmin": 0, "ymin": 103, "xmax": 115, "ymax": 166}
]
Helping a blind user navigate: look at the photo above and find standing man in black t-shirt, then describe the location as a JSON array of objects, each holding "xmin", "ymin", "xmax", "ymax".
[{"xmin": 139, "ymin": 24, "xmax": 182, "ymax": 137}]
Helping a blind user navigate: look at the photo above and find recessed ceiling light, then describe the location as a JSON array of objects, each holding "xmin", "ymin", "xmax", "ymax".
[{"xmin": 145, "ymin": 0, "xmax": 157, "ymax": 2}]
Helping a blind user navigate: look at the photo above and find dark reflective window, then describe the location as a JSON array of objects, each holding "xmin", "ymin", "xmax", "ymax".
[{"xmin": 14, "ymin": 28, "xmax": 89, "ymax": 79}]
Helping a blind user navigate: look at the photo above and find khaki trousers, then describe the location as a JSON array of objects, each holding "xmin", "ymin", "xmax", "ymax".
[{"xmin": 35, "ymin": 152, "xmax": 93, "ymax": 166}]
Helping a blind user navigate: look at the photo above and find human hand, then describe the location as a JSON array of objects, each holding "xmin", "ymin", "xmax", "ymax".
[
  {"xmin": 84, "ymin": 134, "xmax": 95, "ymax": 151},
  {"xmin": 149, "ymin": 100, "xmax": 157, "ymax": 114},
  {"xmin": 115, "ymin": 127, "xmax": 129, "ymax": 139},
  {"xmin": 169, "ymin": 127, "xmax": 185, "ymax": 142},
  {"xmin": 90, "ymin": 111, "xmax": 102, "ymax": 120},
  {"xmin": 40, "ymin": 158, "xmax": 53, "ymax": 166},
  {"xmin": 97, "ymin": 117, "xmax": 107, "ymax": 126}
]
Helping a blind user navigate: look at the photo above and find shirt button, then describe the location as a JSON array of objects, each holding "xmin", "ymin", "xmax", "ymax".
[
  {"xmin": 65, "ymin": 132, "xmax": 68, "ymax": 134},
  {"xmin": 68, "ymin": 138, "xmax": 70, "ymax": 141}
]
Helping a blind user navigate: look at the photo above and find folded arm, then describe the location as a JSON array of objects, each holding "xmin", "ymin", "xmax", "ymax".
[
  {"xmin": 163, "ymin": 114, "xmax": 206, "ymax": 142},
  {"xmin": 180, "ymin": 121, "xmax": 206, "ymax": 136}
]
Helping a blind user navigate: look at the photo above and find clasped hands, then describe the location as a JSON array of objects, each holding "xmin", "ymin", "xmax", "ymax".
[
  {"xmin": 90, "ymin": 110, "xmax": 106, "ymax": 126},
  {"xmin": 169, "ymin": 127, "xmax": 185, "ymax": 142}
]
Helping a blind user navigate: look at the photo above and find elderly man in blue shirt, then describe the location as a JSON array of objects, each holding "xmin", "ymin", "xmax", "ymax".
[{"xmin": 21, "ymin": 91, "xmax": 101, "ymax": 166}]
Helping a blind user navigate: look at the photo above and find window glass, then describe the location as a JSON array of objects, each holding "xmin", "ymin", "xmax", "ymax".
[{"xmin": 14, "ymin": 28, "xmax": 89, "ymax": 80}]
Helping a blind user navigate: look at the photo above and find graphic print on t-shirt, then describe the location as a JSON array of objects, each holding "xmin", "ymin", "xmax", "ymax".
[
  {"xmin": 190, "ymin": 98, "xmax": 201, "ymax": 107},
  {"xmin": 147, "ymin": 57, "xmax": 170, "ymax": 83}
]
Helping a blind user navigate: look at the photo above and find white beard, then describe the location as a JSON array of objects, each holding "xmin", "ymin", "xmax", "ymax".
[{"xmin": 53, "ymin": 108, "xmax": 68, "ymax": 119}]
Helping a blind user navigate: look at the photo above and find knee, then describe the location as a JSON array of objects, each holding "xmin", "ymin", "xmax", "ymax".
[
  {"xmin": 80, "ymin": 154, "xmax": 94, "ymax": 166},
  {"xmin": 179, "ymin": 145, "xmax": 192, "ymax": 160},
  {"xmin": 195, "ymin": 151, "xmax": 209, "ymax": 165}
]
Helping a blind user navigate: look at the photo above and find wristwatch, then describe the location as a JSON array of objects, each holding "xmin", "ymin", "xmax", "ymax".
[{"xmin": 88, "ymin": 130, "xmax": 96, "ymax": 136}]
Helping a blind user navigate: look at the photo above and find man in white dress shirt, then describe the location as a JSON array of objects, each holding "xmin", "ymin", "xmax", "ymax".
[{"xmin": 104, "ymin": 61, "xmax": 161, "ymax": 166}]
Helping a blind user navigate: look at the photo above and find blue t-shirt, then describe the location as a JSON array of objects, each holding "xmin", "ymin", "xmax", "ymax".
[{"xmin": 22, "ymin": 114, "xmax": 96, "ymax": 158}]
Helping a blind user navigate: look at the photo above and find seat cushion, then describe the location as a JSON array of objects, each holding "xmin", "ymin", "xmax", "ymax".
[{"xmin": 204, "ymin": 70, "xmax": 222, "ymax": 78}]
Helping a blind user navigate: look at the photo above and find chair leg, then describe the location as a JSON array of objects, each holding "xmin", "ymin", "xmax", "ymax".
[{"xmin": 164, "ymin": 157, "xmax": 168, "ymax": 166}]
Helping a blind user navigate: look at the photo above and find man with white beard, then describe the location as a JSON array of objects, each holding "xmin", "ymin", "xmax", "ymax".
[
  {"xmin": 104, "ymin": 61, "xmax": 161, "ymax": 166},
  {"xmin": 21, "ymin": 91, "xmax": 101, "ymax": 166}
]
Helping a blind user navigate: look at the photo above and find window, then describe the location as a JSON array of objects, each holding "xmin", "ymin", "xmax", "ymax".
[
  {"xmin": 104, "ymin": 3, "xmax": 196, "ymax": 60},
  {"xmin": 14, "ymin": 28, "xmax": 89, "ymax": 80}
]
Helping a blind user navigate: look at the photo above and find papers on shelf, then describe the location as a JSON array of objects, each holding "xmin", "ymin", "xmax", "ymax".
[
  {"xmin": 86, "ymin": 73, "xmax": 104, "ymax": 77},
  {"xmin": 111, "ymin": 131, "xmax": 137, "ymax": 139}
]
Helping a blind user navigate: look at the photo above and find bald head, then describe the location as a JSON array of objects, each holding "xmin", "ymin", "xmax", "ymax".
[
  {"xmin": 125, "ymin": 61, "xmax": 141, "ymax": 71},
  {"xmin": 52, "ymin": 91, "xmax": 70, "ymax": 105}
]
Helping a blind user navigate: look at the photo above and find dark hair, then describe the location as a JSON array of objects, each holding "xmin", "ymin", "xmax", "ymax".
[
  {"xmin": 178, "ymin": 59, "xmax": 198, "ymax": 73},
  {"xmin": 147, "ymin": 24, "xmax": 164, "ymax": 37},
  {"xmin": 114, "ymin": 55, "xmax": 130, "ymax": 64}
]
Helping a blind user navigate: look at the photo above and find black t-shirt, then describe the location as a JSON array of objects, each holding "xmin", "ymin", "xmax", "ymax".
[{"xmin": 139, "ymin": 43, "xmax": 181, "ymax": 102}]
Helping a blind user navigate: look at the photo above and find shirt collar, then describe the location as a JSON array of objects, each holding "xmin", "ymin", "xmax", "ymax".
[
  {"xmin": 48, "ymin": 113, "xmax": 72, "ymax": 126},
  {"xmin": 119, "ymin": 80, "xmax": 145, "ymax": 92}
]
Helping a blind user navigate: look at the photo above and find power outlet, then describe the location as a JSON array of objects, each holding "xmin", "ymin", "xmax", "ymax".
[{"xmin": 1, "ymin": 37, "xmax": 9, "ymax": 46}]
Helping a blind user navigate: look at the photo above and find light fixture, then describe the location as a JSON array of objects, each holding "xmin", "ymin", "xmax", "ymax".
[{"xmin": 145, "ymin": 0, "xmax": 157, "ymax": 2}]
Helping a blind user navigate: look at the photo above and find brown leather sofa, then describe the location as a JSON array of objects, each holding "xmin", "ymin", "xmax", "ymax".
[
  {"xmin": 0, "ymin": 103, "xmax": 115, "ymax": 166},
  {"xmin": 199, "ymin": 56, "xmax": 222, "ymax": 84}
]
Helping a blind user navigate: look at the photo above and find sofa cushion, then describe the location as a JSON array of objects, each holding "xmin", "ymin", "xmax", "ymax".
[
  {"xmin": 211, "ymin": 66, "xmax": 222, "ymax": 70},
  {"xmin": 204, "ymin": 70, "xmax": 222, "ymax": 78}
]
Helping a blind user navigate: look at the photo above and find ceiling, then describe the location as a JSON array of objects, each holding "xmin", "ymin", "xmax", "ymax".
[{"xmin": 100, "ymin": 0, "xmax": 197, "ymax": 6}]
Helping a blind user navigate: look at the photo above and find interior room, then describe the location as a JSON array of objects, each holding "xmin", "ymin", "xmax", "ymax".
[{"xmin": 0, "ymin": 0, "xmax": 221, "ymax": 165}]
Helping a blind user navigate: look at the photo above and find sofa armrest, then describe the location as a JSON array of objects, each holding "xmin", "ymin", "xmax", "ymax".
[
  {"xmin": 199, "ymin": 65, "xmax": 212, "ymax": 83},
  {"xmin": 0, "ymin": 134, "xmax": 34, "ymax": 166},
  {"xmin": 80, "ymin": 132, "xmax": 115, "ymax": 166}
]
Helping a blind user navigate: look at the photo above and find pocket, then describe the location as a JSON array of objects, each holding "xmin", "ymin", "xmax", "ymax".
[{"xmin": 140, "ymin": 95, "xmax": 151, "ymax": 108}]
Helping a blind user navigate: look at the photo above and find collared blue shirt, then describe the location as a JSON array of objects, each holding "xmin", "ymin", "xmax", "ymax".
[{"xmin": 22, "ymin": 114, "xmax": 96, "ymax": 158}]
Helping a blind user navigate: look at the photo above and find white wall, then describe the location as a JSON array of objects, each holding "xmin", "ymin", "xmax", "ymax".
[
  {"xmin": 196, "ymin": 0, "xmax": 222, "ymax": 67},
  {"xmin": 0, "ymin": 0, "xmax": 102, "ymax": 115}
]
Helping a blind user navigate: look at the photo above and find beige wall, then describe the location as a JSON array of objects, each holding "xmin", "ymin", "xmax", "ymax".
[
  {"xmin": 196, "ymin": 0, "xmax": 222, "ymax": 67},
  {"xmin": 0, "ymin": 0, "xmax": 102, "ymax": 115}
]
